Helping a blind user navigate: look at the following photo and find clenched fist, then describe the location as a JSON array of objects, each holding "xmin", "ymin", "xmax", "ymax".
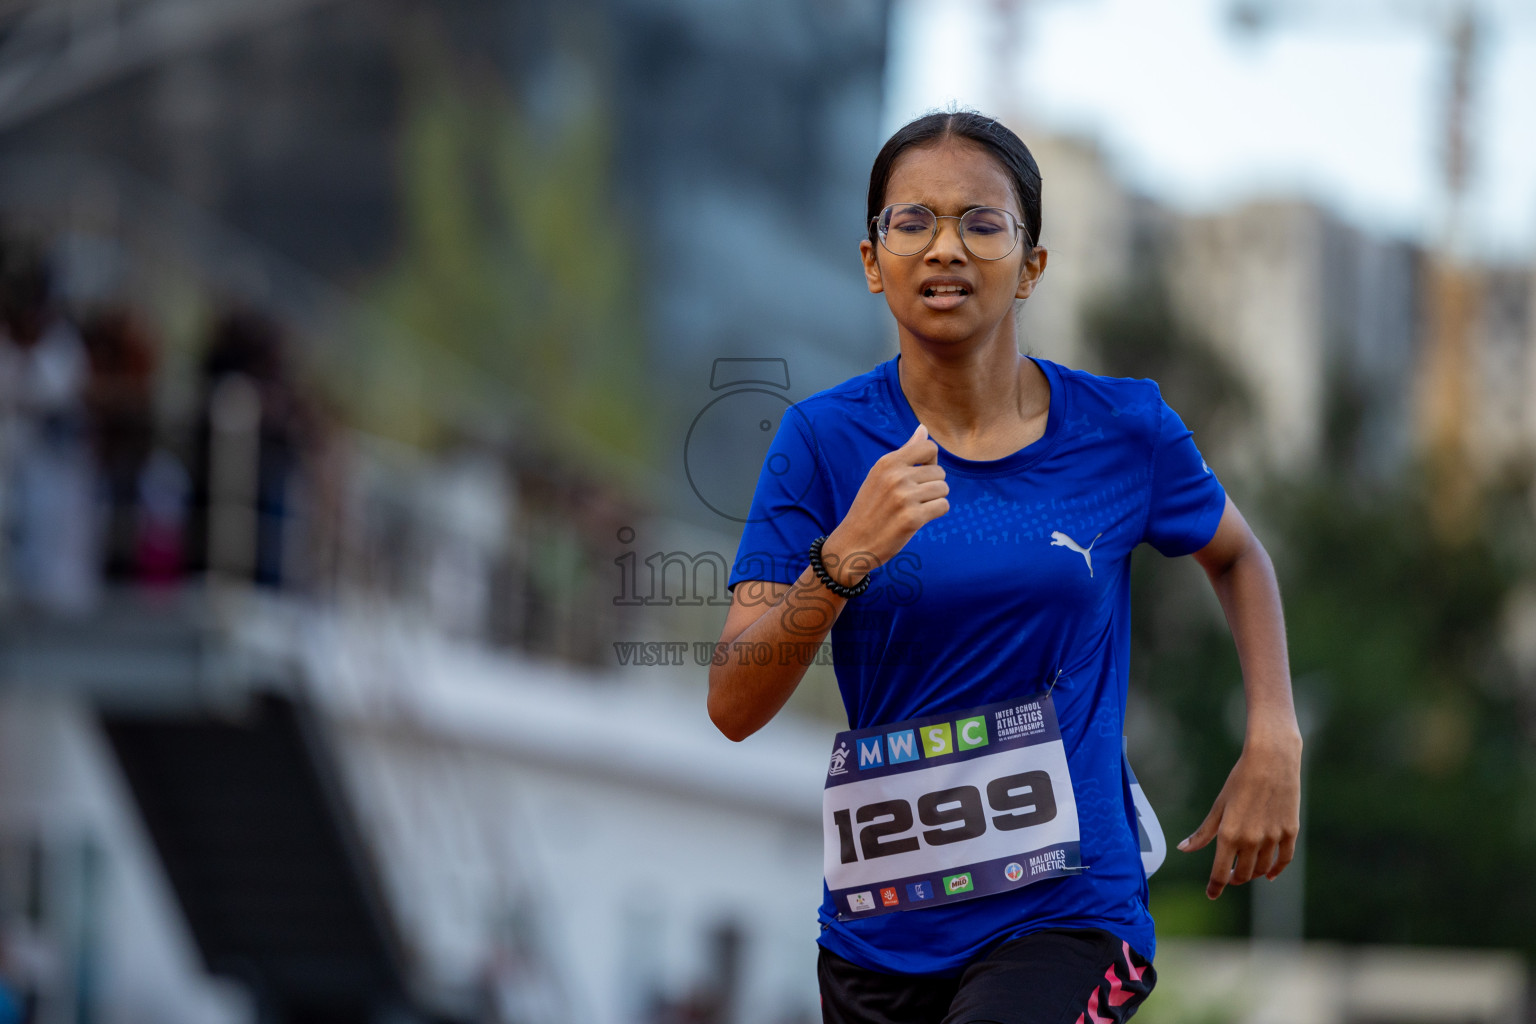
[{"xmin": 820, "ymin": 423, "xmax": 950, "ymax": 586}]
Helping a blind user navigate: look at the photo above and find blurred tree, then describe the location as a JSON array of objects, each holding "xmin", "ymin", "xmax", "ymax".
[
  {"xmin": 1278, "ymin": 472, "xmax": 1536, "ymax": 956},
  {"xmin": 350, "ymin": 18, "xmax": 653, "ymax": 484},
  {"xmin": 1084, "ymin": 269, "xmax": 1536, "ymax": 959}
]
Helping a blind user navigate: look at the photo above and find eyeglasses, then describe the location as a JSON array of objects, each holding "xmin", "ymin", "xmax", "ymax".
[{"xmin": 871, "ymin": 203, "xmax": 1027, "ymax": 261}]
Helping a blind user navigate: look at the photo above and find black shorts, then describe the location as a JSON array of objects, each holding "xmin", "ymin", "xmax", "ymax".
[{"xmin": 817, "ymin": 928, "xmax": 1156, "ymax": 1024}]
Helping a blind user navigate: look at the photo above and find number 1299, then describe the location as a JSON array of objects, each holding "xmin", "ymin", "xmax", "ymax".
[{"xmin": 830, "ymin": 771, "xmax": 1058, "ymax": 865}]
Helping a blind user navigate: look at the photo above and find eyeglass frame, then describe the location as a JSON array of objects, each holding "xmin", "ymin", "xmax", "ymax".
[{"xmin": 869, "ymin": 203, "xmax": 1033, "ymax": 261}]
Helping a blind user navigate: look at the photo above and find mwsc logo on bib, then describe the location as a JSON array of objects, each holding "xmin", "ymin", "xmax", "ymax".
[{"xmin": 855, "ymin": 715, "xmax": 990, "ymax": 771}]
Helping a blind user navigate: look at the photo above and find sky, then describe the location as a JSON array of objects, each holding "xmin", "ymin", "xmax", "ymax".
[{"xmin": 884, "ymin": 0, "xmax": 1536, "ymax": 261}]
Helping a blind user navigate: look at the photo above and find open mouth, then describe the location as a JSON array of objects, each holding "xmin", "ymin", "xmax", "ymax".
[{"xmin": 923, "ymin": 284, "xmax": 970, "ymax": 298}]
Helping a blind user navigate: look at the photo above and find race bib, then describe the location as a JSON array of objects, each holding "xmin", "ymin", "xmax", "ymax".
[{"xmin": 824, "ymin": 693, "xmax": 1083, "ymax": 919}]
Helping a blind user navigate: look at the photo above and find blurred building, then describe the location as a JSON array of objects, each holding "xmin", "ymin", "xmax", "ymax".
[
  {"xmin": 1012, "ymin": 132, "xmax": 1142, "ymax": 372},
  {"xmin": 607, "ymin": 0, "xmax": 896, "ymax": 531},
  {"xmin": 611, "ymin": 0, "xmax": 894, "ymax": 374},
  {"xmin": 1012, "ymin": 127, "xmax": 1472, "ymax": 484},
  {"xmin": 1165, "ymin": 199, "xmax": 1422, "ymax": 480},
  {"xmin": 1018, "ymin": 125, "xmax": 1536, "ymax": 491},
  {"xmin": 1469, "ymin": 264, "xmax": 1536, "ymax": 483}
]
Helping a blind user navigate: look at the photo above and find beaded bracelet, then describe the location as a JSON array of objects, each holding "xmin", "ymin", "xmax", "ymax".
[{"xmin": 808, "ymin": 535, "xmax": 872, "ymax": 598}]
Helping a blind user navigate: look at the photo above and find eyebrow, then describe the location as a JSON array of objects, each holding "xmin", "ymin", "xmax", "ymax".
[{"xmin": 898, "ymin": 199, "xmax": 1010, "ymax": 215}]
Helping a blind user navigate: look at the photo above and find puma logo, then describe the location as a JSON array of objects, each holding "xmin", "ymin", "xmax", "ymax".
[{"xmin": 1050, "ymin": 531, "xmax": 1102, "ymax": 577}]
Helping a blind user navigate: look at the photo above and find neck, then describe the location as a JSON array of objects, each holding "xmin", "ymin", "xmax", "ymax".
[{"xmin": 896, "ymin": 328, "xmax": 1048, "ymax": 439}]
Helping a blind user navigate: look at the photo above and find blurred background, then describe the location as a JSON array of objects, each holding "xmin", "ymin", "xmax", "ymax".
[{"xmin": 0, "ymin": 0, "xmax": 1532, "ymax": 1021}]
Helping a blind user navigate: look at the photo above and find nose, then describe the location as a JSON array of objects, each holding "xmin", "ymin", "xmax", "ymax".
[{"xmin": 925, "ymin": 216, "xmax": 968, "ymax": 265}]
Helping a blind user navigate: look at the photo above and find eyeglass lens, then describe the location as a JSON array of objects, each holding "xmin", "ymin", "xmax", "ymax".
[{"xmin": 878, "ymin": 204, "xmax": 1021, "ymax": 260}]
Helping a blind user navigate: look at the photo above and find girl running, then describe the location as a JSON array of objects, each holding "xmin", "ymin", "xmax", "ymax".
[{"xmin": 709, "ymin": 111, "xmax": 1301, "ymax": 1024}]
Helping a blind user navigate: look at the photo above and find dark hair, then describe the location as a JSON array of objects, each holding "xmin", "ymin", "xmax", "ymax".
[{"xmin": 866, "ymin": 110, "xmax": 1043, "ymax": 250}]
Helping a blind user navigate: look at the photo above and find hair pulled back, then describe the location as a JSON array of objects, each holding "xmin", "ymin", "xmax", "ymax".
[{"xmin": 866, "ymin": 110, "xmax": 1043, "ymax": 251}]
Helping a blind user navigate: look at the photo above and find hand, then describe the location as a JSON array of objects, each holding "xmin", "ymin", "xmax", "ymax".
[
  {"xmin": 821, "ymin": 423, "xmax": 949, "ymax": 583},
  {"xmin": 1177, "ymin": 734, "xmax": 1301, "ymax": 899}
]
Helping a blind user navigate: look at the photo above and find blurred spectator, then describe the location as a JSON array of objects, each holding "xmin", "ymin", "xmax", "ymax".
[
  {"xmin": 191, "ymin": 308, "xmax": 313, "ymax": 588},
  {"xmin": 135, "ymin": 448, "xmax": 190, "ymax": 589},
  {"xmin": 475, "ymin": 905, "xmax": 569, "ymax": 1024},
  {"xmin": 0, "ymin": 244, "xmax": 99, "ymax": 614},
  {"xmin": 0, "ymin": 916, "xmax": 58, "ymax": 1024},
  {"xmin": 81, "ymin": 309, "xmax": 158, "ymax": 582}
]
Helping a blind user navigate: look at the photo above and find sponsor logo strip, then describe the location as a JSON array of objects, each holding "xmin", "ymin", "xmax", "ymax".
[{"xmin": 832, "ymin": 842, "xmax": 1083, "ymax": 920}]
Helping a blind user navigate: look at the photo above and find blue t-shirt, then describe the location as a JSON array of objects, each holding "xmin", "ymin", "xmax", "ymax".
[{"xmin": 726, "ymin": 353, "xmax": 1227, "ymax": 976}]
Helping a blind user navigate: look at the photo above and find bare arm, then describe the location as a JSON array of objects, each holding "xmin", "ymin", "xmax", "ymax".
[
  {"xmin": 1178, "ymin": 495, "xmax": 1303, "ymax": 899},
  {"xmin": 707, "ymin": 568, "xmax": 841, "ymax": 742}
]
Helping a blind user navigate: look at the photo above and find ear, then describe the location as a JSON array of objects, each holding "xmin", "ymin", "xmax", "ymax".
[
  {"xmin": 1014, "ymin": 246, "xmax": 1048, "ymax": 301},
  {"xmin": 860, "ymin": 239, "xmax": 884, "ymax": 295}
]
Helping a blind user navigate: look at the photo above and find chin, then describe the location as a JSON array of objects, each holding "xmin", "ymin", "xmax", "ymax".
[{"xmin": 904, "ymin": 314, "xmax": 985, "ymax": 347}]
